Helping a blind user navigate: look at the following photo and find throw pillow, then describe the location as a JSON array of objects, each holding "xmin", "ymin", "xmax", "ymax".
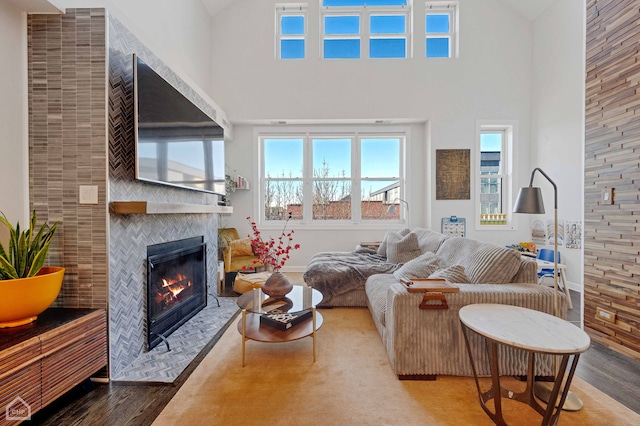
[
  {"xmin": 466, "ymin": 245, "xmax": 521, "ymax": 284},
  {"xmin": 429, "ymin": 265, "xmax": 470, "ymax": 283},
  {"xmin": 386, "ymin": 232, "xmax": 421, "ymax": 264},
  {"xmin": 377, "ymin": 228, "xmax": 410, "ymax": 257},
  {"xmin": 229, "ymin": 237, "xmax": 254, "ymax": 257},
  {"xmin": 393, "ymin": 251, "xmax": 440, "ymax": 282}
]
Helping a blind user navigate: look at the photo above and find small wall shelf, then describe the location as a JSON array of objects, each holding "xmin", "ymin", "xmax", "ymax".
[
  {"xmin": 109, "ymin": 201, "xmax": 233, "ymax": 215},
  {"xmin": 236, "ymin": 175, "xmax": 250, "ymax": 190}
]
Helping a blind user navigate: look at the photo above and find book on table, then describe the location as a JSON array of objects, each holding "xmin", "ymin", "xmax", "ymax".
[
  {"xmin": 400, "ymin": 278, "xmax": 459, "ymax": 293},
  {"xmin": 260, "ymin": 309, "xmax": 312, "ymax": 331}
]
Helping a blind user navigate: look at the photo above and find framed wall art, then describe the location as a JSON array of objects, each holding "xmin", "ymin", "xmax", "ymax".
[{"xmin": 436, "ymin": 149, "xmax": 470, "ymax": 200}]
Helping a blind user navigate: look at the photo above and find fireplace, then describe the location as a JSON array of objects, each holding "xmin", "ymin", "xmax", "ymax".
[{"xmin": 146, "ymin": 236, "xmax": 207, "ymax": 350}]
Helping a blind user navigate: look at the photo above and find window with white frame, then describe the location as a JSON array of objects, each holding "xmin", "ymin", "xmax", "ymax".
[
  {"xmin": 260, "ymin": 128, "xmax": 405, "ymax": 225},
  {"xmin": 425, "ymin": 1, "xmax": 458, "ymax": 58},
  {"xmin": 321, "ymin": 0, "xmax": 411, "ymax": 59},
  {"xmin": 277, "ymin": 4, "xmax": 307, "ymax": 59},
  {"xmin": 477, "ymin": 123, "xmax": 514, "ymax": 227}
]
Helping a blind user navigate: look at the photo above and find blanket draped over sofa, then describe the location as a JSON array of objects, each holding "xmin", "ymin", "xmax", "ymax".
[
  {"xmin": 302, "ymin": 251, "xmax": 398, "ymax": 302},
  {"xmin": 303, "ymin": 228, "xmax": 568, "ymax": 378}
]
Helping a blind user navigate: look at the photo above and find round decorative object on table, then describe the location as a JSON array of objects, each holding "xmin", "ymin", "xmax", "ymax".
[{"xmin": 261, "ymin": 271, "xmax": 293, "ymax": 297}]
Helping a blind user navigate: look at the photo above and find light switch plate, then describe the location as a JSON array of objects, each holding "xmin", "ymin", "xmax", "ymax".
[
  {"xmin": 79, "ymin": 185, "xmax": 99, "ymax": 204},
  {"xmin": 602, "ymin": 187, "xmax": 614, "ymax": 204}
]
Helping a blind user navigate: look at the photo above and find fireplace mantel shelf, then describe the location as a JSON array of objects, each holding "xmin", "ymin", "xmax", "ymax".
[{"xmin": 110, "ymin": 201, "xmax": 233, "ymax": 215}]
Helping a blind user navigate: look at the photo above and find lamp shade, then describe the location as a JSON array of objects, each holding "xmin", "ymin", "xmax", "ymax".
[
  {"xmin": 387, "ymin": 204, "xmax": 396, "ymax": 214},
  {"xmin": 513, "ymin": 187, "xmax": 545, "ymax": 214}
]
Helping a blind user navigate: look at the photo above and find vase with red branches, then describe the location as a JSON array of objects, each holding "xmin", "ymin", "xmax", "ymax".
[{"xmin": 245, "ymin": 214, "xmax": 300, "ymax": 297}]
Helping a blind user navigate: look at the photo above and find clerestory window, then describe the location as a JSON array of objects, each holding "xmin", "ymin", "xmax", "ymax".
[
  {"xmin": 277, "ymin": 4, "xmax": 307, "ymax": 59},
  {"xmin": 425, "ymin": 1, "xmax": 458, "ymax": 58},
  {"xmin": 321, "ymin": 0, "xmax": 411, "ymax": 59}
]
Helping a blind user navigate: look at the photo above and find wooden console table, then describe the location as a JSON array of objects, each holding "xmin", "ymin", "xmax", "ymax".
[{"xmin": 0, "ymin": 308, "xmax": 107, "ymax": 425}]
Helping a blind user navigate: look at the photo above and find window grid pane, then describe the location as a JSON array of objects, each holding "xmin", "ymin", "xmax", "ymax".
[
  {"xmin": 370, "ymin": 38, "xmax": 406, "ymax": 58},
  {"xmin": 281, "ymin": 39, "xmax": 305, "ymax": 59},
  {"xmin": 324, "ymin": 39, "xmax": 361, "ymax": 58},
  {"xmin": 325, "ymin": 15, "xmax": 360, "ymax": 35},
  {"xmin": 371, "ymin": 15, "xmax": 405, "ymax": 34},
  {"xmin": 426, "ymin": 14, "xmax": 449, "ymax": 33},
  {"xmin": 282, "ymin": 16, "xmax": 304, "ymax": 35},
  {"xmin": 426, "ymin": 37, "xmax": 450, "ymax": 58},
  {"xmin": 264, "ymin": 179, "xmax": 304, "ymax": 221}
]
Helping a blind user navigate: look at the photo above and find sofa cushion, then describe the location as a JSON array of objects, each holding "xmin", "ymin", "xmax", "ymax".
[
  {"xmin": 377, "ymin": 228, "xmax": 410, "ymax": 257},
  {"xmin": 466, "ymin": 245, "xmax": 522, "ymax": 284},
  {"xmin": 386, "ymin": 232, "xmax": 421, "ymax": 264},
  {"xmin": 413, "ymin": 228, "xmax": 450, "ymax": 254},
  {"xmin": 429, "ymin": 265, "xmax": 470, "ymax": 283},
  {"xmin": 365, "ymin": 274, "xmax": 394, "ymax": 328},
  {"xmin": 436, "ymin": 237, "xmax": 522, "ymax": 284},
  {"xmin": 393, "ymin": 251, "xmax": 440, "ymax": 281}
]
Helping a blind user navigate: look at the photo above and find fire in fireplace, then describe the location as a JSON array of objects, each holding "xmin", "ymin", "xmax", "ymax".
[{"xmin": 147, "ymin": 236, "xmax": 207, "ymax": 350}]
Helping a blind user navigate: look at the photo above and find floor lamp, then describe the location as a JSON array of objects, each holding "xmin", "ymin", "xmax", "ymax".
[{"xmin": 513, "ymin": 167, "xmax": 583, "ymax": 411}]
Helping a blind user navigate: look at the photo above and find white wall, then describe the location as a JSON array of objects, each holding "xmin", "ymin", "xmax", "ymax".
[
  {"xmin": 56, "ymin": 0, "xmax": 214, "ymax": 95},
  {"xmin": 0, "ymin": 2, "xmax": 29, "ymax": 242},
  {"xmin": 211, "ymin": 0, "xmax": 537, "ymax": 269},
  {"xmin": 531, "ymin": 0, "xmax": 586, "ymax": 291}
]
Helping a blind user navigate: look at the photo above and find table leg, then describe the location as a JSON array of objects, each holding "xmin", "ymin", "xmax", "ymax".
[
  {"xmin": 241, "ymin": 309, "xmax": 246, "ymax": 367},
  {"xmin": 312, "ymin": 306, "xmax": 317, "ymax": 363},
  {"xmin": 462, "ymin": 323, "xmax": 508, "ymax": 425}
]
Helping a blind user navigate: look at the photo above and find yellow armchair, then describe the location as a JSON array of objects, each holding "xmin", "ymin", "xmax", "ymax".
[{"xmin": 219, "ymin": 228, "xmax": 264, "ymax": 273}]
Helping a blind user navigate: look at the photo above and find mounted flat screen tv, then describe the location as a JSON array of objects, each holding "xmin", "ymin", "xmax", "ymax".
[{"xmin": 133, "ymin": 55, "xmax": 225, "ymax": 196}]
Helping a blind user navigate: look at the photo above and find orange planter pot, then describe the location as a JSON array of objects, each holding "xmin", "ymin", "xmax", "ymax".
[{"xmin": 0, "ymin": 266, "xmax": 65, "ymax": 328}]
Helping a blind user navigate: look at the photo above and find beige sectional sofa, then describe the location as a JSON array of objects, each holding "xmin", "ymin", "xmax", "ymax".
[{"xmin": 305, "ymin": 228, "xmax": 568, "ymax": 378}]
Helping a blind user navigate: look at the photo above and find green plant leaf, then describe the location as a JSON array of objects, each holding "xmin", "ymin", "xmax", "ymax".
[
  {"xmin": 0, "ymin": 210, "xmax": 58, "ymax": 280},
  {"xmin": 0, "ymin": 255, "xmax": 19, "ymax": 279}
]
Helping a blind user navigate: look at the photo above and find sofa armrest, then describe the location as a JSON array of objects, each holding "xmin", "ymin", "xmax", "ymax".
[{"xmin": 384, "ymin": 282, "xmax": 566, "ymax": 376}]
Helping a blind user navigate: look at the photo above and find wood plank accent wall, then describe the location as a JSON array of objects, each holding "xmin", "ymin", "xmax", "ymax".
[{"xmin": 585, "ymin": 0, "xmax": 640, "ymax": 360}]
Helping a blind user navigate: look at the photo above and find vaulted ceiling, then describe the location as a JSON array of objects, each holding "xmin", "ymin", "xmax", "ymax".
[{"xmin": 200, "ymin": 0, "xmax": 559, "ymax": 22}]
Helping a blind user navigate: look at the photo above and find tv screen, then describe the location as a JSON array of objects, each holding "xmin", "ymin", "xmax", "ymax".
[{"xmin": 133, "ymin": 55, "xmax": 225, "ymax": 196}]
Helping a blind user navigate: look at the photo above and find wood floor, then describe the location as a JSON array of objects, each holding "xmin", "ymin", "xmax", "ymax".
[{"xmin": 31, "ymin": 289, "xmax": 640, "ymax": 425}]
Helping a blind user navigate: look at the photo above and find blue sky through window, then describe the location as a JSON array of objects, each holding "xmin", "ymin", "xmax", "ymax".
[
  {"xmin": 281, "ymin": 40, "xmax": 304, "ymax": 59},
  {"xmin": 481, "ymin": 134, "xmax": 502, "ymax": 152},
  {"xmin": 325, "ymin": 15, "xmax": 360, "ymax": 34},
  {"xmin": 264, "ymin": 139, "xmax": 303, "ymax": 177},
  {"xmin": 361, "ymin": 139, "xmax": 399, "ymax": 177},
  {"xmin": 264, "ymin": 137, "xmax": 400, "ymax": 193},
  {"xmin": 370, "ymin": 39, "xmax": 405, "ymax": 58},
  {"xmin": 282, "ymin": 16, "xmax": 304, "ymax": 35},
  {"xmin": 313, "ymin": 139, "xmax": 351, "ymax": 177},
  {"xmin": 370, "ymin": 15, "xmax": 405, "ymax": 34},
  {"xmin": 426, "ymin": 14, "xmax": 449, "ymax": 33},
  {"xmin": 426, "ymin": 38, "xmax": 449, "ymax": 58},
  {"xmin": 324, "ymin": 39, "xmax": 360, "ymax": 58}
]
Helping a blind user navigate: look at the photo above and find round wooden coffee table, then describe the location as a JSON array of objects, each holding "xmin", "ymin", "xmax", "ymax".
[{"xmin": 236, "ymin": 286, "xmax": 324, "ymax": 366}]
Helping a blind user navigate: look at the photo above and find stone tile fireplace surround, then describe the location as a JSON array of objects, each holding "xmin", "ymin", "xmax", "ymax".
[{"xmin": 27, "ymin": 9, "xmax": 230, "ymax": 379}]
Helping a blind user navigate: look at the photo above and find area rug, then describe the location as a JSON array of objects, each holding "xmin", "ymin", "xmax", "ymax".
[{"xmin": 152, "ymin": 307, "xmax": 639, "ymax": 425}]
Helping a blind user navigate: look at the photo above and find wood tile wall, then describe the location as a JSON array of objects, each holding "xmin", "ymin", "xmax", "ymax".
[
  {"xmin": 28, "ymin": 9, "xmax": 109, "ymax": 309},
  {"xmin": 585, "ymin": 0, "xmax": 640, "ymax": 360}
]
